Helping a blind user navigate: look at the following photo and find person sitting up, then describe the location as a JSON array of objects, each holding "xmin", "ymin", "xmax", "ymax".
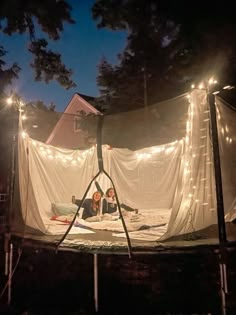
[
  {"xmin": 81, "ymin": 191, "xmax": 102, "ymax": 222},
  {"xmin": 102, "ymin": 187, "xmax": 118, "ymax": 215},
  {"xmin": 94, "ymin": 181, "xmax": 138, "ymax": 216}
]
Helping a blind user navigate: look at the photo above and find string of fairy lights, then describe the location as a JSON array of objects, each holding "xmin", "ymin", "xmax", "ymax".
[
  {"xmin": 6, "ymin": 93, "xmax": 183, "ymax": 164},
  {"xmin": 5, "ymin": 78, "xmax": 234, "ymax": 171},
  {"xmin": 216, "ymin": 106, "xmax": 233, "ymax": 144},
  {"xmin": 182, "ymin": 78, "xmax": 235, "ymax": 226},
  {"xmin": 183, "ymin": 89, "xmax": 215, "ymax": 225},
  {"xmin": 135, "ymin": 140, "xmax": 179, "ymax": 160},
  {"xmin": 32, "ymin": 139, "xmax": 95, "ymax": 166},
  {"xmin": 29, "ymin": 138, "xmax": 180, "ymax": 166},
  {"xmin": 4, "ymin": 78, "xmax": 236, "ymax": 242}
]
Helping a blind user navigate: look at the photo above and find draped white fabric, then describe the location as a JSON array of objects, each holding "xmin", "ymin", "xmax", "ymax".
[
  {"xmin": 216, "ymin": 97, "xmax": 236, "ymax": 222},
  {"xmin": 18, "ymin": 90, "xmax": 226, "ymax": 240},
  {"xmin": 161, "ymin": 90, "xmax": 217, "ymax": 240}
]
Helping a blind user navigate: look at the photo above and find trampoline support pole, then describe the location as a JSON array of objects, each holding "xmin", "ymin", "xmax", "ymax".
[
  {"xmin": 208, "ymin": 92, "xmax": 227, "ymax": 243},
  {"xmin": 208, "ymin": 92, "xmax": 228, "ymax": 315},
  {"xmin": 4, "ymin": 233, "xmax": 10, "ymax": 276},
  {"xmin": 219, "ymin": 257, "xmax": 228, "ymax": 315},
  {"xmin": 94, "ymin": 253, "xmax": 98, "ymax": 312},
  {"xmin": 5, "ymin": 251, "xmax": 9, "ymax": 276},
  {"xmin": 7, "ymin": 243, "xmax": 13, "ymax": 305}
]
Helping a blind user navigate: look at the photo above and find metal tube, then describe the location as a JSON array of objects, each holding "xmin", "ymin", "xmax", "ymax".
[
  {"xmin": 219, "ymin": 262, "xmax": 226, "ymax": 315},
  {"xmin": 4, "ymin": 234, "xmax": 10, "ymax": 276},
  {"xmin": 208, "ymin": 93, "xmax": 227, "ymax": 243},
  {"xmin": 208, "ymin": 92, "xmax": 228, "ymax": 315},
  {"xmin": 94, "ymin": 253, "xmax": 98, "ymax": 312},
  {"xmin": 7, "ymin": 243, "xmax": 13, "ymax": 305},
  {"xmin": 223, "ymin": 263, "xmax": 228, "ymax": 294},
  {"xmin": 5, "ymin": 252, "xmax": 9, "ymax": 276}
]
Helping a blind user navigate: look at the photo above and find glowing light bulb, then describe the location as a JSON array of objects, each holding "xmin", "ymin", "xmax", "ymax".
[
  {"xmin": 21, "ymin": 131, "xmax": 27, "ymax": 138},
  {"xmin": 208, "ymin": 78, "xmax": 214, "ymax": 85},
  {"xmin": 6, "ymin": 97, "xmax": 13, "ymax": 105}
]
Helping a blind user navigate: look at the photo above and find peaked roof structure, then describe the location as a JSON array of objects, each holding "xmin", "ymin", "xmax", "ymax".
[{"xmin": 46, "ymin": 93, "xmax": 101, "ymax": 149}]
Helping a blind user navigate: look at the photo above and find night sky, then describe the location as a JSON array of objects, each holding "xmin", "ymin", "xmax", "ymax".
[{"xmin": 2, "ymin": 0, "xmax": 127, "ymax": 111}]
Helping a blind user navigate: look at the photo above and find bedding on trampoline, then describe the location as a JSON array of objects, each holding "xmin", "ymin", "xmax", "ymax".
[{"xmin": 50, "ymin": 206, "xmax": 171, "ymax": 236}]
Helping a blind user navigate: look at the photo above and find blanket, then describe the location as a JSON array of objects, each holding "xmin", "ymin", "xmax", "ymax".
[{"xmin": 51, "ymin": 208, "xmax": 171, "ymax": 235}]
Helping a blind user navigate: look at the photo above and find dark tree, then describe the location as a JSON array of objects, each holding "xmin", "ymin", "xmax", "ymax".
[
  {"xmin": 0, "ymin": 0, "xmax": 76, "ymax": 95},
  {"xmin": 26, "ymin": 100, "xmax": 50, "ymax": 111},
  {"xmin": 155, "ymin": 0, "xmax": 236, "ymax": 85},
  {"xmin": 92, "ymin": 0, "xmax": 187, "ymax": 112},
  {"xmin": 49, "ymin": 102, "xmax": 56, "ymax": 112},
  {"xmin": 0, "ymin": 46, "xmax": 21, "ymax": 94},
  {"xmin": 93, "ymin": 0, "xmax": 236, "ymax": 112}
]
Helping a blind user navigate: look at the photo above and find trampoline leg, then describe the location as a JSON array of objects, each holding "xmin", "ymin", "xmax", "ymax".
[
  {"xmin": 7, "ymin": 243, "xmax": 13, "ymax": 305},
  {"xmin": 94, "ymin": 253, "xmax": 98, "ymax": 312},
  {"xmin": 5, "ymin": 251, "xmax": 9, "ymax": 276},
  {"xmin": 219, "ymin": 259, "xmax": 228, "ymax": 315},
  {"xmin": 4, "ymin": 233, "xmax": 10, "ymax": 276}
]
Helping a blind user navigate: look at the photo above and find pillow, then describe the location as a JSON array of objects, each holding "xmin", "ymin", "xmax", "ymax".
[{"xmin": 51, "ymin": 203, "xmax": 78, "ymax": 216}]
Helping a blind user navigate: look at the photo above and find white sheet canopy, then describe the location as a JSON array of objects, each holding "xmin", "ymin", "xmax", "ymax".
[{"xmin": 16, "ymin": 90, "xmax": 236, "ymax": 241}]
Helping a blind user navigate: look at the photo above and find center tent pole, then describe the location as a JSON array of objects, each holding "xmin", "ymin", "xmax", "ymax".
[{"xmin": 96, "ymin": 115, "xmax": 133, "ymax": 259}]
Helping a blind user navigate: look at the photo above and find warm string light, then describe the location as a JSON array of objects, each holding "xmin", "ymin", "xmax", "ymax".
[
  {"xmin": 216, "ymin": 103, "xmax": 234, "ymax": 145},
  {"xmin": 201, "ymin": 97, "xmax": 213, "ymax": 207},
  {"xmin": 19, "ymin": 88, "xmax": 219, "ymax": 212},
  {"xmin": 28, "ymin": 139, "xmax": 97, "ymax": 167},
  {"xmin": 208, "ymin": 78, "xmax": 217, "ymax": 85},
  {"xmin": 223, "ymin": 85, "xmax": 234, "ymax": 90},
  {"xmin": 6, "ymin": 97, "xmax": 13, "ymax": 105},
  {"xmin": 191, "ymin": 77, "xmax": 218, "ymax": 91},
  {"xmin": 198, "ymin": 83, "xmax": 204, "ymax": 90},
  {"xmin": 183, "ymin": 89, "xmax": 215, "ymax": 210},
  {"xmin": 184, "ymin": 94, "xmax": 194, "ymax": 181},
  {"xmin": 6, "ymin": 95, "xmax": 25, "ymax": 112},
  {"xmin": 181, "ymin": 94, "xmax": 195, "ymax": 203},
  {"xmin": 191, "ymin": 78, "xmax": 235, "ymax": 101},
  {"xmin": 28, "ymin": 130, "xmax": 182, "ymax": 165},
  {"xmin": 21, "ymin": 131, "xmax": 27, "ymax": 139},
  {"xmin": 135, "ymin": 140, "xmax": 179, "ymax": 160}
]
